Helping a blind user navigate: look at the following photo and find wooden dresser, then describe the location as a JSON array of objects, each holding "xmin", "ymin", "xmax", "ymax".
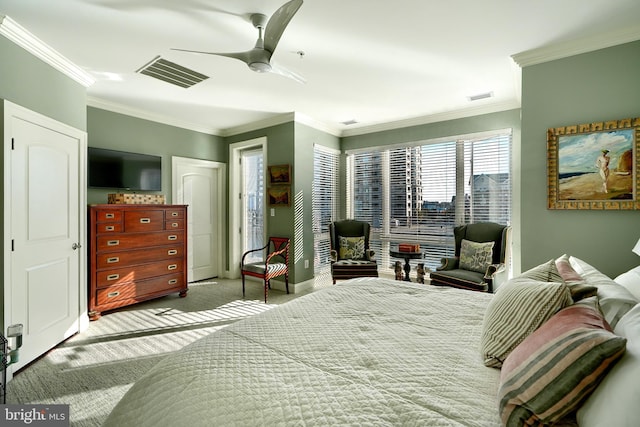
[{"xmin": 88, "ymin": 204, "xmax": 188, "ymax": 320}]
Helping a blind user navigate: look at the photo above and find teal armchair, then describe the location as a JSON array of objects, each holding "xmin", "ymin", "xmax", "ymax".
[{"xmin": 430, "ymin": 222, "xmax": 511, "ymax": 293}]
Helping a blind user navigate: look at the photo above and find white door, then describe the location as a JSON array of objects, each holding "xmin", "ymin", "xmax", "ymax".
[
  {"xmin": 228, "ymin": 137, "xmax": 266, "ymax": 279},
  {"xmin": 172, "ymin": 157, "xmax": 225, "ymax": 282},
  {"xmin": 5, "ymin": 102, "xmax": 86, "ymax": 371}
]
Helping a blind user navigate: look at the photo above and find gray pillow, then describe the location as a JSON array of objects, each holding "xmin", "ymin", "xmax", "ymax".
[{"xmin": 459, "ymin": 239, "xmax": 494, "ymax": 273}]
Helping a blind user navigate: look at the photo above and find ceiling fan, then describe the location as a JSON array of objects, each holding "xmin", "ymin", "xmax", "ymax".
[{"xmin": 172, "ymin": 0, "xmax": 305, "ymax": 83}]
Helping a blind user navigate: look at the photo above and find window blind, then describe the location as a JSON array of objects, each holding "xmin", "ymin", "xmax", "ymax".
[
  {"xmin": 347, "ymin": 130, "xmax": 511, "ymax": 272},
  {"xmin": 312, "ymin": 145, "xmax": 340, "ymax": 275}
]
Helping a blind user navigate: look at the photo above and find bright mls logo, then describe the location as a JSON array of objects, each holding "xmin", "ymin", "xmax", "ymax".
[{"xmin": 1, "ymin": 405, "xmax": 69, "ymax": 426}]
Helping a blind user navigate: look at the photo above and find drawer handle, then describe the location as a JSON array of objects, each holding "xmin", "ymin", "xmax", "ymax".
[
  {"xmin": 105, "ymin": 225, "xmax": 115, "ymax": 231},
  {"xmin": 168, "ymin": 264, "xmax": 178, "ymax": 270},
  {"xmin": 107, "ymin": 274, "xmax": 120, "ymax": 281},
  {"xmin": 171, "ymin": 212, "xmax": 179, "ymax": 217},
  {"xmin": 107, "ymin": 291, "xmax": 120, "ymax": 298},
  {"xmin": 107, "ymin": 257, "xmax": 120, "ymax": 264},
  {"xmin": 168, "ymin": 235, "xmax": 178, "ymax": 241},
  {"xmin": 140, "ymin": 218, "xmax": 151, "ymax": 223},
  {"xmin": 168, "ymin": 249, "xmax": 178, "ymax": 256},
  {"xmin": 107, "ymin": 240, "xmax": 120, "ymax": 246},
  {"xmin": 168, "ymin": 279, "xmax": 178, "ymax": 285},
  {"xmin": 171, "ymin": 222, "xmax": 179, "ymax": 228},
  {"xmin": 105, "ymin": 213, "xmax": 115, "ymax": 219}
]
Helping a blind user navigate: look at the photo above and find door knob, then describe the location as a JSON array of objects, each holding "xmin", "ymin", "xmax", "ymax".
[{"xmin": 72, "ymin": 243, "xmax": 82, "ymax": 250}]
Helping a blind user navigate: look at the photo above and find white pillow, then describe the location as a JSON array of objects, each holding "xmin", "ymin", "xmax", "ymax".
[
  {"xmin": 577, "ymin": 302, "xmax": 640, "ymax": 427},
  {"xmin": 569, "ymin": 256, "xmax": 638, "ymax": 328},
  {"xmin": 615, "ymin": 266, "xmax": 640, "ymax": 301}
]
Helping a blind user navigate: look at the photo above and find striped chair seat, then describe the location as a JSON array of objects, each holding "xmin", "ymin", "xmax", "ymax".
[
  {"xmin": 243, "ymin": 262, "xmax": 288, "ymax": 278},
  {"xmin": 241, "ymin": 237, "xmax": 290, "ymax": 303}
]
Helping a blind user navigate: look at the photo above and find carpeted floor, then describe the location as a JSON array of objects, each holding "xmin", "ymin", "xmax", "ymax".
[{"xmin": 6, "ymin": 277, "xmax": 327, "ymax": 426}]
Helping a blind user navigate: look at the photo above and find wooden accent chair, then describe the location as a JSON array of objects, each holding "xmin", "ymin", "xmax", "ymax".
[
  {"xmin": 430, "ymin": 222, "xmax": 511, "ymax": 293},
  {"xmin": 241, "ymin": 237, "xmax": 290, "ymax": 303},
  {"xmin": 329, "ymin": 220, "xmax": 379, "ymax": 284}
]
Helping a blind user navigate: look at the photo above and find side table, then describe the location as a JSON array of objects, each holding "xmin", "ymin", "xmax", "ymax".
[{"xmin": 389, "ymin": 250, "xmax": 423, "ymax": 282}]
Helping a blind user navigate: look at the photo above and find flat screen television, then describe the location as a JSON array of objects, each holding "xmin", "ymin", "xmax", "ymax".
[{"xmin": 88, "ymin": 147, "xmax": 162, "ymax": 191}]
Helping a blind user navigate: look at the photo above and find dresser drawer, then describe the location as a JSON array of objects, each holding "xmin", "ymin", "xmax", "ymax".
[
  {"xmin": 95, "ymin": 246, "xmax": 184, "ymax": 269},
  {"xmin": 165, "ymin": 219, "xmax": 184, "ymax": 230},
  {"xmin": 95, "ymin": 222, "xmax": 123, "ymax": 234},
  {"xmin": 95, "ymin": 210, "xmax": 122, "ymax": 222},
  {"xmin": 165, "ymin": 208, "xmax": 185, "ymax": 219},
  {"xmin": 95, "ymin": 273, "xmax": 185, "ymax": 306},
  {"xmin": 97, "ymin": 231, "xmax": 184, "ymax": 251},
  {"xmin": 124, "ymin": 210, "xmax": 165, "ymax": 232},
  {"xmin": 96, "ymin": 259, "xmax": 184, "ymax": 287}
]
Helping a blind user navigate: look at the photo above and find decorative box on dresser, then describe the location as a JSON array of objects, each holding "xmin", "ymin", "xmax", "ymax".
[{"xmin": 88, "ymin": 204, "xmax": 188, "ymax": 320}]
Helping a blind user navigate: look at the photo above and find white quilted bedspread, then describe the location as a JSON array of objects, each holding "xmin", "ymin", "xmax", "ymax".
[{"xmin": 104, "ymin": 278, "xmax": 501, "ymax": 426}]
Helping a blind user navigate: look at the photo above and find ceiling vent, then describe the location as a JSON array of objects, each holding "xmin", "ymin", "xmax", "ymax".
[
  {"xmin": 340, "ymin": 119, "xmax": 359, "ymax": 125},
  {"xmin": 467, "ymin": 91, "xmax": 494, "ymax": 101},
  {"xmin": 137, "ymin": 56, "xmax": 208, "ymax": 88}
]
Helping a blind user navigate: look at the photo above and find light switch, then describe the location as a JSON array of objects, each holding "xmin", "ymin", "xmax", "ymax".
[{"xmin": 270, "ymin": 208, "xmax": 275, "ymax": 216}]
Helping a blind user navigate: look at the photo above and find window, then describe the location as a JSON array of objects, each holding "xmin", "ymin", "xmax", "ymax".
[
  {"xmin": 347, "ymin": 130, "xmax": 511, "ymax": 273},
  {"xmin": 312, "ymin": 145, "xmax": 340, "ymax": 276}
]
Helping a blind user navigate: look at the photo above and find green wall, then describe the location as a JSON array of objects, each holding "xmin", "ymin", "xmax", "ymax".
[
  {"xmin": 225, "ymin": 121, "xmax": 340, "ymax": 284},
  {"xmin": 87, "ymin": 107, "xmax": 225, "ymax": 204},
  {"xmin": 0, "ymin": 37, "xmax": 87, "ymax": 131},
  {"xmin": 521, "ymin": 40, "xmax": 640, "ymax": 278}
]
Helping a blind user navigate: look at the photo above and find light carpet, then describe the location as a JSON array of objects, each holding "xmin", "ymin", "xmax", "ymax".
[{"xmin": 6, "ymin": 277, "xmax": 324, "ymax": 426}]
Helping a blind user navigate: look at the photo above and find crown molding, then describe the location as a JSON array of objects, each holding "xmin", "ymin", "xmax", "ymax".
[
  {"xmin": 0, "ymin": 15, "xmax": 95, "ymax": 87},
  {"xmin": 340, "ymin": 99, "xmax": 521, "ymax": 138},
  {"xmin": 87, "ymin": 97, "xmax": 223, "ymax": 135},
  {"xmin": 218, "ymin": 112, "xmax": 296, "ymax": 137},
  {"xmin": 512, "ymin": 25, "xmax": 640, "ymax": 67}
]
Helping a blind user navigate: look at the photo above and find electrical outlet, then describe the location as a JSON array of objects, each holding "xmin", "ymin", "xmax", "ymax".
[
  {"xmin": 270, "ymin": 208, "xmax": 275, "ymax": 217},
  {"xmin": 304, "ymin": 259, "xmax": 309, "ymax": 268}
]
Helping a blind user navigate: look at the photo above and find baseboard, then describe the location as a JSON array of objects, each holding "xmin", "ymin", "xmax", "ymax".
[{"xmin": 241, "ymin": 276, "xmax": 314, "ymax": 294}]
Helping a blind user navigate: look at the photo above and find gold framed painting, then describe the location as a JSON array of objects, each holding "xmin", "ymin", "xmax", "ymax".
[
  {"xmin": 268, "ymin": 164, "xmax": 291, "ymax": 184},
  {"xmin": 547, "ymin": 117, "xmax": 640, "ymax": 210},
  {"xmin": 268, "ymin": 186, "xmax": 291, "ymax": 206}
]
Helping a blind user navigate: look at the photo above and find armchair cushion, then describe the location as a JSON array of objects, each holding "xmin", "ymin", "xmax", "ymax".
[
  {"xmin": 459, "ymin": 239, "xmax": 494, "ymax": 273},
  {"xmin": 338, "ymin": 235, "xmax": 365, "ymax": 260}
]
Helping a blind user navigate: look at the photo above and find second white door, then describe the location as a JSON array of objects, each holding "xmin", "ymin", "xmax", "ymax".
[{"xmin": 173, "ymin": 157, "xmax": 224, "ymax": 282}]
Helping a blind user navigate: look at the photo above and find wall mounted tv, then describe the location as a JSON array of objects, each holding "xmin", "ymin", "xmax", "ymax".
[{"xmin": 88, "ymin": 147, "xmax": 162, "ymax": 191}]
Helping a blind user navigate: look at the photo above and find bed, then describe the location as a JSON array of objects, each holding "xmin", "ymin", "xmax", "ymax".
[
  {"xmin": 104, "ymin": 278, "xmax": 502, "ymax": 426},
  {"xmin": 105, "ymin": 256, "xmax": 640, "ymax": 427}
]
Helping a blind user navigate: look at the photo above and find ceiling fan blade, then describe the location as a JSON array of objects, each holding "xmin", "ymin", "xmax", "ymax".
[
  {"xmin": 270, "ymin": 62, "xmax": 306, "ymax": 84},
  {"xmin": 264, "ymin": 0, "xmax": 303, "ymax": 54},
  {"xmin": 171, "ymin": 48, "xmax": 251, "ymax": 64}
]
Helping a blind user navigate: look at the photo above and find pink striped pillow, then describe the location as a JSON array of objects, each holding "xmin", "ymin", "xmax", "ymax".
[{"xmin": 498, "ymin": 299, "xmax": 627, "ymax": 425}]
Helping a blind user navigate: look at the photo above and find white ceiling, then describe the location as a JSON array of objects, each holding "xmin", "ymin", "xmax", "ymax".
[{"xmin": 2, "ymin": 0, "xmax": 640, "ymax": 137}]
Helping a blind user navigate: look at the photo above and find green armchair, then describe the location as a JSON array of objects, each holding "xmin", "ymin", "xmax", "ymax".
[
  {"xmin": 329, "ymin": 220, "xmax": 379, "ymax": 284},
  {"xmin": 430, "ymin": 222, "xmax": 511, "ymax": 292}
]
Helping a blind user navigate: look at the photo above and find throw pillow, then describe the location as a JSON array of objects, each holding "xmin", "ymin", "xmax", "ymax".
[
  {"xmin": 577, "ymin": 302, "xmax": 640, "ymax": 427},
  {"xmin": 480, "ymin": 279, "xmax": 572, "ymax": 368},
  {"xmin": 555, "ymin": 254, "xmax": 598, "ymax": 301},
  {"xmin": 338, "ymin": 236, "xmax": 365, "ymax": 260},
  {"xmin": 499, "ymin": 298, "xmax": 627, "ymax": 426},
  {"xmin": 518, "ymin": 259, "xmax": 563, "ymax": 282},
  {"xmin": 459, "ymin": 239, "xmax": 494, "ymax": 273}
]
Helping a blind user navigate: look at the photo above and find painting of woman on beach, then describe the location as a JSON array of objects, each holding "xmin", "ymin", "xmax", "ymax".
[{"xmin": 558, "ymin": 129, "xmax": 634, "ymax": 201}]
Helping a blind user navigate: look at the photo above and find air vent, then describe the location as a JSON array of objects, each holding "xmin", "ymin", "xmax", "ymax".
[
  {"xmin": 468, "ymin": 91, "xmax": 494, "ymax": 101},
  {"xmin": 340, "ymin": 119, "xmax": 359, "ymax": 125},
  {"xmin": 137, "ymin": 56, "xmax": 208, "ymax": 88}
]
